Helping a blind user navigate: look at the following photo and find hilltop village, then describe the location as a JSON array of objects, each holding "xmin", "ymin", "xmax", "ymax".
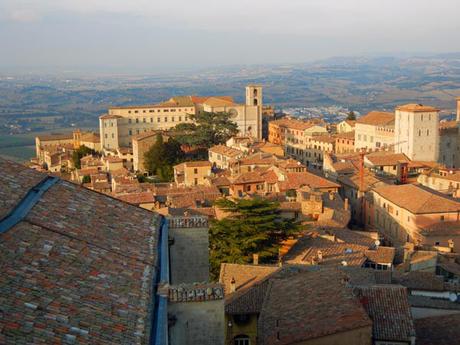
[{"xmin": 3, "ymin": 85, "xmax": 460, "ymax": 344}]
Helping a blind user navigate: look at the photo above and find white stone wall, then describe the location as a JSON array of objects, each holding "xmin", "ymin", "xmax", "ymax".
[{"xmin": 395, "ymin": 109, "xmax": 439, "ymax": 162}]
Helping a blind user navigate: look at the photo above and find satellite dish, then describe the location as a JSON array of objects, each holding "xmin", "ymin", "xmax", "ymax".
[
  {"xmin": 375, "ymin": 240, "xmax": 381, "ymax": 247},
  {"xmin": 341, "ymin": 261, "xmax": 348, "ymax": 266},
  {"xmin": 449, "ymin": 293, "xmax": 458, "ymax": 302}
]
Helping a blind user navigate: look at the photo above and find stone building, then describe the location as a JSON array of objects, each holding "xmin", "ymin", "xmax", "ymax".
[
  {"xmin": 99, "ymin": 85, "xmax": 263, "ymax": 150},
  {"xmin": 354, "ymin": 111, "xmax": 395, "ymax": 151},
  {"xmin": 173, "ymin": 161, "xmax": 212, "ymax": 187},
  {"xmin": 394, "ymin": 104, "xmax": 440, "ymax": 162},
  {"xmin": 372, "ymin": 184, "xmax": 460, "ymax": 247}
]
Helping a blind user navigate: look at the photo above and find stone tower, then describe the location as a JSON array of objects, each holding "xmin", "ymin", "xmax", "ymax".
[
  {"xmin": 246, "ymin": 84, "xmax": 263, "ymax": 107},
  {"xmin": 394, "ymin": 104, "xmax": 439, "ymax": 162}
]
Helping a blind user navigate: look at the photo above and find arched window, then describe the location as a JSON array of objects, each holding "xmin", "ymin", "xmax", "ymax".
[{"xmin": 234, "ymin": 335, "xmax": 250, "ymax": 345}]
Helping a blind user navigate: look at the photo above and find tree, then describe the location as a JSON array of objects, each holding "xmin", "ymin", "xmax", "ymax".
[
  {"xmin": 72, "ymin": 145, "xmax": 96, "ymax": 169},
  {"xmin": 172, "ymin": 111, "xmax": 239, "ymax": 148},
  {"xmin": 143, "ymin": 135, "xmax": 184, "ymax": 181},
  {"xmin": 209, "ymin": 198, "xmax": 301, "ymax": 280},
  {"xmin": 82, "ymin": 175, "xmax": 91, "ymax": 184},
  {"xmin": 347, "ymin": 111, "xmax": 356, "ymax": 121}
]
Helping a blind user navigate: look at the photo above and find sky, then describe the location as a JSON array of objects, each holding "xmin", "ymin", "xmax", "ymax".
[{"xmin": 0, "ymin": 0, "xmax": 459, "ymax": 73}]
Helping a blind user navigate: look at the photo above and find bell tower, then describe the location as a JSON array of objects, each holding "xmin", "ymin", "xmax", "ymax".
[{"xmin": 246, "ymin": 84, "xmax": 263, "ymax": 107}]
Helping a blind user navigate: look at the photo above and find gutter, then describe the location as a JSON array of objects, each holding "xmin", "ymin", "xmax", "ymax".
[
  {"xmin": 0, "ymin": 176, "xmax": 59, "ymax": 234},
  {"xmin": 150, "ymin": 216, "xmax": 170, "ymax": 345}
]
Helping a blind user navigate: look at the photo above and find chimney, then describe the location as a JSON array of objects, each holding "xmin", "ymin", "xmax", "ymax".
[
  {"xmin": 253, "ymin": 253, "xmax": 259, "ymax": 265},
  {"xmin": 317, "ymin": 250, "xmax": 323, "ymax": 262},
  {"xmin": 344, "ymin": 198, "xmax": 349, "ymax": 211},
  {"xmin": 230, "ymin": 277, "xmax": 236, "ymax": 293}
]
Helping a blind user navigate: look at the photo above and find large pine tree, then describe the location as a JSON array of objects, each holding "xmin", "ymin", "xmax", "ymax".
[{"xmin": 210, "ymin": 198, "xmax": 301, "ymax": 279}]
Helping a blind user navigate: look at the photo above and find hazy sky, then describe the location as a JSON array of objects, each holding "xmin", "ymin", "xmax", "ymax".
[{"xmin": 1, "ymin": 0, "xmax": 459, "ymax": 73}]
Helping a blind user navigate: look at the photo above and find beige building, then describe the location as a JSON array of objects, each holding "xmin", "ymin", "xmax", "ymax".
[
  {"xmin": 99, "ymin": 85, "xmax": 263, "ymax": 150},
  {"xmin": 438, "ymin": 120, "xmax": 460, "ymax": 168},
  {"xmin": 354, "ymin": 111, "xmax": 395, "ymax": 151},
  {"xmin": 337, "ymin": 119, "xmax": 356, "ymax": 133},
  {"xmin": 372, "ymin": 184, "xmax": 460, "ymax": 247},
  {"xmin": 174, "ymin": 161, "xmax": 212, "ymax": 187},
  {"xmin": 208, "ymin": 145, "xmax": 244, "ymax": 170},
  {"xmin": 394, "ymin": 104, "xmax": 440, "ymax": 162}
]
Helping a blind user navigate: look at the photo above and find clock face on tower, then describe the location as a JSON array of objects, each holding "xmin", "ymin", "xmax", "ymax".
[{"xmin": 229, "ymin": 108, "xmax": 239, "ymax": 119}]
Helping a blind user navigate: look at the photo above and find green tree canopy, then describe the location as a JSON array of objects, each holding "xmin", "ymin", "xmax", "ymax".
[
  {"xmin": 172, "ymin": 111, "xmax": 239, "ymax": 148},
  {"xmin": 209, "ymin": 197, "xmax": 301, "ymax": 280},
  {"xmin": 143, "ymin": 134, "xmax": 184, "ymax": 181},
  {"xmin": 347, "ymin": 111, "xmax": 356, "ymax": 121},
  {"xmin": 72, "ymin": 145, "xmax": 96, "ymax": 169}
]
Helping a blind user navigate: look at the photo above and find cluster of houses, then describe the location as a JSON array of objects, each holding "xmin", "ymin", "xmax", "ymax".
[{"xmin": 23, "ymin": 92, "xmax": 460, "ymax": 344}]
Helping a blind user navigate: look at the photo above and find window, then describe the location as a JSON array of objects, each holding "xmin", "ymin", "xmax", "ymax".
[
  {"xmin": 441, "ymin": 215, "xmax": 445, "ymax": 221},
  {"xmin": 194, "ymin": 168, "xmax": 198, "ymax": 174},
  {"xmin": 136, "ymin": 118, "xmax": 139, "ymax": 123},
  {"xmin": 194, "ymin": 178, "xmax": 198, "ymax": 185},
  {"xmin": 134, "ymin": 110, "xmax": 138, "ymax": 114},
  {"xmin": 128, "ymin": 110, "xmax": 131, "ymax": 114},
  {"xmin": 143, "ymin": 110, "xmax": 146, "ymax": 113},
  {"xmin": 427, "ymin": 129, "xmax": 429, "ymax": 136},
  {"xmin": 111, "ymin": 133, "xmax": 114, "ymax": 138},
  {"xmin": 157, "ymin": 117, "xmax": 161, "ymax": 122},
  {"xmin": 143, "ymin": 118, "xmax": 146, "ymax": 123},
  {"xmin": 128, "ymin": 119, "xmax": 132, "ymax": 124},
  {"xmin": 104, "ymin": 134, "xmax": 108, "ymax": 139},
  {"xmin": 149, "ymin": 110, "xmax": 154, "ymax": 113},
  {"xmin": 128, "ymin": 130, "xmax": 132, "ymax": 136},
  {"xmin": 150, "ymin": 118, "xmax": 154, "ymax": 123},
  {"xmin": 164, "ymin": 117, "xmax": 168, "ymax": 122},
  {"xmin": 172, "ymin": 117, "xmax": 175, "ymax": 122},
  {"xmin": 234, "ymin": 335, "xmax": 250, "ymax": 345},
  {"xmin": 164, "ymin": 109, "xmax": 169, "ymax": 112},
  {"xmin": 179, "ymin": 116, "xmax": 182, "ymax": 121},
  {"xmin": 418, "ymin": 129, "xmax": 421, "ymax": 136}
]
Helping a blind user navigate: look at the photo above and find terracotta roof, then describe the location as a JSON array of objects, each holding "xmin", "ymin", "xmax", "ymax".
[
  {"xmin": 232, "ymin": 170, "xmax": 266, "ymax": 184},
  {"xmin": 209, "ymin": 145, "xmax": 243, "ymax": 158},
  {"xmin": 278, "ymin": 172, "xmax": 340, "ymax": 191},
  {"xmin": 37, "ymin": 133, "xmax": 73, "ymax": 141},
  {"xmin": 202, "ymin": 96, "xmax": 235, "ymax": 107},
  {"xmin": 415, "ymin": 314, "xmax": 460, "ymax": 345},
  {"xmin": 80, "ymin": 132, "xmax": 100, "ymax": 143},
  {"xmin": 258, "ymin": 269, "xmax": 371, "ymax": 345},
  {"xmin": 356, "ymin": 111, "xmax": 394, "ymax": 126},
  {"xmin": 396, "ymin": 103, "xmax": 439, "ymax": 112},
  {"xmin": 283, "ymin": 233, "xmax": 369, "ymax": 266},
  {"xmin": 219, "ymin": 263, "xmax": 279, "ymax": 296},
  {"xmin": 99, "ymin": 114, "xmax": 122, "ymax": 120},
  {"xmin": 439, "ymin": 120, "xmax": 458, "ymax": 130},
  {"xmin": 420, "ymin": 221, "xmax": 460, "ymax": 236},
  {"xmin": 0, "ymin": 158, "xmax": 160, "ymax": 344},
  {"xmin": 357, "ymin": 285, "xmax": 415, "ymax": 342},
  {"xmin": 338, "ymin": 171, "xmax": 385, "ymax": 191},
  {"xmin": 365, "ymin": 152, "xmax": 410, "ymax": 166},
  {"xmin": 393, "ymin": 271, "xmax": 445, "ymax": 291},
  {"xmin": 364, "ymin": 247, "xmax": 395, "ymax": 265},
  {"xmin": 116, "ymin": 191, "xmax": 155, "ymax": 205},
  {"xmin": 269, "ymin": 118, "xmax": 320, "ymax": 131},
  {"xmin": 373, "ymin": 184, "xmax": 460, "ymax": 214}
]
